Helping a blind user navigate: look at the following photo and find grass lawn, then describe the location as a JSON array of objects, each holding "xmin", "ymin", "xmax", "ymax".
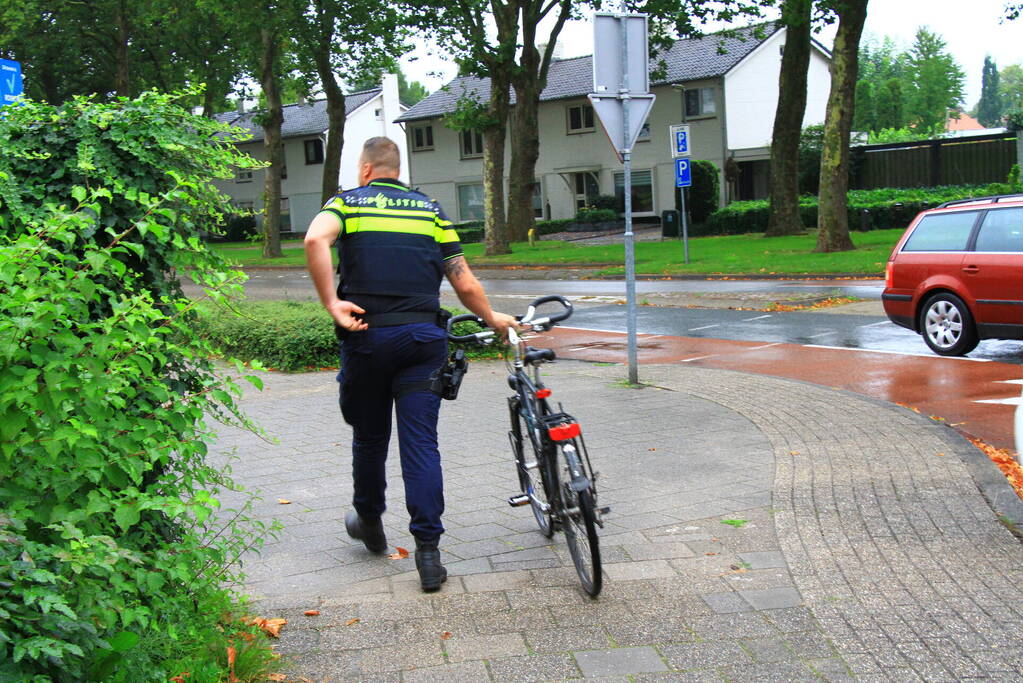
[{"xmin": 210, "ymin": 229, "xmax": 900, "ymax": 276}]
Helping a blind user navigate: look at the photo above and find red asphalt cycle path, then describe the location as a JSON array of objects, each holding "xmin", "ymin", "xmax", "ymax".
[{"xmin": 540, "ymin": 326, "xmax": 1023, "ymax": 454}]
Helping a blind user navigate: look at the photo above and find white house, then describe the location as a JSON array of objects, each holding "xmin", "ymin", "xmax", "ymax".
[
  {"xmin": 215, "ymin": 74, "xmax": 407, "ymax": 233},
  {"xmin": 395, "ymin": 24, "xmax": 831, "ymax": 223}
]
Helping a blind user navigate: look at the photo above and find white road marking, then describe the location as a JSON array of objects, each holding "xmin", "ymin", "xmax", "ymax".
[
  {"xmin": 808, "ymin": 331, "xmax": 837, "ymax": 339},
  {"xmin": 997, "ymin": 379, "xmax": 1023, "ymax": 385},
  {"xmin": 689, "ymin": 324, "xmax": 720, "ymax": 331},
  {"xmin": 805, "ymin": 345, "xmax": 992, "ymax": 361},
  {"xmin": 747, "ymin": 343, "xmax": 782, "ymax": 350},
  {"xmin": 743, "ymin": 314, "xmax": 772, "ymax": 321},
  {"xmin": 975, "ymin": 397, "xmax": 1023, "ymax": 406},
  {"xmin": 680, "ymin": 355, "xmax": 712, "ymax": 362},
  {"xmin": 858, "ymin": 321, "xmax": 890, "ymax": 328}
]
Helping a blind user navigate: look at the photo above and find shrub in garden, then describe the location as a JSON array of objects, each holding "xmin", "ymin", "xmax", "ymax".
[
  {"xmin": 195, "ymin": 301, "xmax": 505, "ymax": 370},
  {"xmin": 575, "ymin": 207, "xmax": 618, "ymax": 223},
  {"xmin": 0, "ymin": 92, "xmax": 276, "ymax": 681},
  {"xmin": 688, "ymin": 160, "xmax": 721, "ymax": 224},
  {"xmin": 701, "ymin": 182, "xmax": 1023, "ymax": 236},
  {"xmin": 590, "ymin": 194, "xmax": 619, "ymax": 211}
]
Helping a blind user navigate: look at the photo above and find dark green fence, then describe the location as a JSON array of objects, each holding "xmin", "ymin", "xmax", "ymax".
[{"xmin": 852, "ymin": 133, "xmax": 1018, "ymax": 190}]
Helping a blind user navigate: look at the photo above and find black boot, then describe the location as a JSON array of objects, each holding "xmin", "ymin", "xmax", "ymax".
[
  {"xmin": 415, "ymin": 540, "xmax": 447, "ymax": 592},
  {"xmin": 345, "ymin": 511, "xmax": 387, "ymax": 554}
]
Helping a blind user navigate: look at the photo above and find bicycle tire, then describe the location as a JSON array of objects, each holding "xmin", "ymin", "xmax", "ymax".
[
  {"xmin": 510, "ymin": 397, "xmax": 554, "ymax": 538},
  {"xmin": 557, "ymin": 444, "xmax": 602, "ymax": 597}
]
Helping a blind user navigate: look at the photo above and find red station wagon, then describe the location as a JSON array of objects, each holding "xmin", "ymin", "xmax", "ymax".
[{"xmin": 882, "ymin": 194, "xmax": 1023, "ymax": 356}]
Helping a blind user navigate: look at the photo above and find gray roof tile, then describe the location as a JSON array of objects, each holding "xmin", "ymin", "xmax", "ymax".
[
  {"xmin": 216, "ymin": 88, "xmax": 381, "ymax": 142},
  {"xmin": 397, "ymin": 23, "xmax": 779, "ymax": 122}
]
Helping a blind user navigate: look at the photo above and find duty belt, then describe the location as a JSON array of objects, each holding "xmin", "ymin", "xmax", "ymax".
[{"xmin": 360, "ymin": 311, "xmax": 443, "ymax": 327}]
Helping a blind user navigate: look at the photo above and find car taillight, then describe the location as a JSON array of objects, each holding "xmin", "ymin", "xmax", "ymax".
[{"xmin": 885, "ymin": 261, "xmax": 893, "ymax": 289}]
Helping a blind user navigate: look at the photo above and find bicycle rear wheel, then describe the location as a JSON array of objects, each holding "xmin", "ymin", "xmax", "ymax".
[
  {"xmin": 509, "ymin": 398, "xmax": 553, "ymax": 538},
  {"xmin": 557, "ymin": 444, "xmax": 602, "ymax": 597}
]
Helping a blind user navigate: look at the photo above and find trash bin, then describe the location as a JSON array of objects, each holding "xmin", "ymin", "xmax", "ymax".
[{"xmin": 661, "ymin": 209, "xmax": 680, "ymax": 238}]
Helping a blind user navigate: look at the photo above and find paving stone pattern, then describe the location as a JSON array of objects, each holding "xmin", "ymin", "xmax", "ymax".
[{"xmin": 211, "ymin": 360, "xmax": 1023, "ymax": 680}]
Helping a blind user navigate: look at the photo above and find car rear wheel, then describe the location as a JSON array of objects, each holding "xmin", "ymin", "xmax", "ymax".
[{"xmin": 919, "ymin": 293, "xmax": 979, "ymax": 356}]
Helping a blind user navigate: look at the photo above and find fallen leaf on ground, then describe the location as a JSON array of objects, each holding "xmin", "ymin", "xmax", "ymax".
[
  {"xmin": 721, "ymin": 519, "xmax": 747, "ymax": 528},
  {"xmin": 705, "ymin": 552, "xmax": 718, "ymax": 556},
  {"xmin": 936, "ymin": 452, "xmax": 946, "ymax": 457},
  {"xmin": 245, "ymin": 616, "xmax": 287, "ymax": 638},
  {"xmin": 277, "ymin": 498, "xmax": 291, "ymax": 505},
  {"xmin": 389, "ymin": 547, "xmax": 410, "ymax": 560},
  {"xmin": 344, "ymin": 617, "xmax": 360, "ymax": 626},
  {"xmin": 267, "ymin": 675, "xmax": 287, "ymax": 682},
  {"xmin": 226, "ymin": 642, "xmax": 237, "ymax": 682},
  {"xmin": 789, "ymin": 451, "xmax": 800, "ymax": 456},
  {"xmin": 303, "ymin": 610, "xmax": 320, "ymax": 616},
  {"xmin": 967, "ymin": 436, "xmax": 1023, "ymax": 502},
  {"xmin": 440, "ymin": 631, "xmax": 452, "ymax": 639},
  {"xmin": 170, "ymin": 674, "xmax": 190, "ymax": 683}
]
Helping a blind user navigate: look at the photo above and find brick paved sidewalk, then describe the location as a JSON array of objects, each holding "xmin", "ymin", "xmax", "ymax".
[{"xmin": 212, "ymin": 361, "xmax": 1023, "ymax": 681}]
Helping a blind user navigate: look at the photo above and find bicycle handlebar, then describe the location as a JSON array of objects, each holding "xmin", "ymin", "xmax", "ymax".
[{"xmin": 446, "ymin": 294, "xmax": 574, "ymax": 343}]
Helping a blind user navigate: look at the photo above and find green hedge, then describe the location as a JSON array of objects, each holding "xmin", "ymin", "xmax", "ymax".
[
  {"xmin": 689, "ymin": 160, "xmax": 721, "ymax": 224},
  {"xmin": 454, "ymin": 218, "xmax": 574, "ymax": 244},
  {"xmin": 195, "ymin": 301, "xmax": 505, "ymax": 371},
  {"xmin": 701, "ymin": 182, "xmax": 1022, "ymax": 236}
]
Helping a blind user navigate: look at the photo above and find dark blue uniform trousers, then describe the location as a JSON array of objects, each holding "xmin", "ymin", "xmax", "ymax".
[{"xmin": 338, "ymin": 322, "xmax": 447, "ymax": 543}]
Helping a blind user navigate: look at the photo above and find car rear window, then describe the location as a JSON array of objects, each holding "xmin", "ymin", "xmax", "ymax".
[
  {"xmin": 901, "ymin": 211, "xmax": 978, "ymax": 251},
  {"xmin": 975, "ymin": 207, "xmax": 1023, "ymax": 252}
]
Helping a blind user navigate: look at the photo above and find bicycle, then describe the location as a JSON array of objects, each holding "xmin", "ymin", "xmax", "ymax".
[{"xmin": 448, "ymin": 295, "xmax": 607, "ymax": 597}]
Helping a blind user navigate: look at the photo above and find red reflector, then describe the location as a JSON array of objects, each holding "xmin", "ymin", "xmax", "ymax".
[
  {"xmin": 548, "ymin": 422, "xmax": 580, "ymax": 441},
  {"xmin": 536, "ymin": 389, "xmax": 551, "ymax": 399}
]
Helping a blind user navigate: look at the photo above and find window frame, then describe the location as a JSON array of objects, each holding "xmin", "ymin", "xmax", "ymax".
[
  {"xmin": 613, "ymin": 169, "xmax": 655, "ymax": 215},
  {"xmin": 456, "ymin": 182, "xmax": 485, "ymax": 222},
  {"xmin": 235, "ymin": 169, "xmax": 253, "ymax": 184},
  {"xmin": 684, "ymin": 87, "xmax": 717, "ymax": 118},
  {"xmin": 973, "ymin": 207, "xmax": 1023, "ymax": 253},
  {"xmin": 566, "ymin": 104, "xmax": 595, "ymax": 134},
  {"xmin": 411, "ymin": 124, "xmax": 435, "ymax": 151},
  {"xmin": 304, "ymin": 138, "xmax": 324, "ymax": 165},
  {"xmin": 460, "ymin": 129, "xmax": 484, "ymax": 159}
]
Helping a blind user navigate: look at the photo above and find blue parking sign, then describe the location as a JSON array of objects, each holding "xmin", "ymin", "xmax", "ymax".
[
  {"xmin": 675, "ymin": 158, "xmax": 692, "ymax": 188},
  {"xmin": 674, "ymin": 130, "xmax": 688, "ymax": 154},
  {"xmin": 1, "ymin": 59, "xmax": 24, "ymax": 107}
]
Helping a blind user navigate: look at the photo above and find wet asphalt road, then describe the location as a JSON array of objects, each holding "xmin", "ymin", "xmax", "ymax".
[{"xmin": 564, "ymin": 304, "xmax": 1023, "ymax": 365}]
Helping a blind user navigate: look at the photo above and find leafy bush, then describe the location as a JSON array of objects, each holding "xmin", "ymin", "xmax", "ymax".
[
  {"xmin": 0, "ymin": 92, "xmax": 276, "ymax": 681},
  {"xmin": 590, "ymin": 194, "xmax": 619, "ymax": 211},
  {"xmin": 688, "ymin": 160, "xmax": 720, "ymax": 224},
  {"xmin": 535, "ymin": 218, "xmax": 574, "ymax": 235},
  {"xmin": 222, "ymin": 213, "xmax": 259, "ymax": 241},
  {"xmin": 701, "ymin": 182, "xmax": 1021, "ymax": 236},
  {"xmin": 195, "ymin": 301, "xmax": 505, "ymax": 370},
  {"xmin": 575, "ymin": 207, "xmax": 618, "ymax": 223}
]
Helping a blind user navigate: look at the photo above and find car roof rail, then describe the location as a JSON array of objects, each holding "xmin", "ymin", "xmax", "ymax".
[{"xmin": 936, "ymin": 193, "xmax": 1023, "ymax": 209}]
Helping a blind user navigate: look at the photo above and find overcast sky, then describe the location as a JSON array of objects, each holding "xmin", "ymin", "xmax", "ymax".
[{"xmin": 399, "ymin": 0, "xmax": 1022, "ymax": 109}]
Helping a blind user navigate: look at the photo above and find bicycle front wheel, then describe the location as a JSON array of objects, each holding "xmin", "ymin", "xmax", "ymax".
[
  {"xmin": 558, "ymin": 445, "xmax": 602, "ymax": 597},
  {"xmin": 510, "ymin": 400, "xmax": 554, "ymax": 538}
]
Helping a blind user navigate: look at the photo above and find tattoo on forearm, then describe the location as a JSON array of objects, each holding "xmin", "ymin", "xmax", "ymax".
[{"xmin": 444, "ymin": 256, "xmax": 467, "ymax": 279}]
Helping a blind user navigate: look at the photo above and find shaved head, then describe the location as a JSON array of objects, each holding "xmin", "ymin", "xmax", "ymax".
[{"xmin": 360, "ymin": 136, "xmax": 400, "ymax": 173}]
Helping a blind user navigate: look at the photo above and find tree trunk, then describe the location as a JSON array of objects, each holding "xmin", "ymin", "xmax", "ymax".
[
  {"xmin": 114, "ymin": 0, "xmax": 130, "ymax": 97},
  {"xmin": 765, "ymin": 0, "xmax": 812, "ymax": 237},
  {"xmin": 483, "ymin": 72, "xmax": 511, "ymax": 256},
  {"xmin": 260, "ymin": 25, "xmax": 284, "ymax": 259},
  {"xmin": 508, "ymin": 38, "xmax": 543, "ymax": 243},
  {"xmin": 815, "ymin": 0, "xmax": 869, "ymax": 253},
  {"xmin": 316, "ymin": 50, "xmax": 346, "ymax": 204}
]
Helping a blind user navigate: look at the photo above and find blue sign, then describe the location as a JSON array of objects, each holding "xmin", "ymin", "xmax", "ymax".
[
  {"xmin": 1, "ymin": 59, "xmax": 24, "ymax": 107},
  {"xmin": 674, "ymin": 130, "xmax": 689, "ymax": 155},
  {"xmin": 675, "ymin": 158, "xmax": 692, "ymax": 188}
]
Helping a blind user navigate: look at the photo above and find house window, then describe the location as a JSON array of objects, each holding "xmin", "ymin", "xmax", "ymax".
[
  {"xmin": 684, "ymin": 87, "xmax": 716, "ymax": 117},
  {"xmin": 233, "ymin": 200, "xmax": 254, "ymax": 211},
  {"xmin": 532, "ymin": 182, "xmax": 544, "ymax": 219},
  {"xmin": 457, "ymin": 183, "xmax": 485, "ymax": 221},
  {"xmin": 614, "ymin": 169, "xmax": 653, "ymax": 213},
  {"xmin": 304, "ymin": 138, "xmax": 324, "ymax": 164},
  {"xmin": 567, "ymin": 105, "xmax": 595, "ymax": 133},
  {"xmin": 279, "ymin": 197, "xmax": 291, "ymax": 232},
  {"xmin": 573, "ymin": 172, "xmax": 599, "ymax": 210},
  {"xmin": 636, "ymin": 122, "xmax": 651, "ymax": 142},
  {"xmin": 374, "ymin": 108, "xmax": 382, "ymax": 119},
  {"xmin": 411, "ymin": 124, "xmax": 434, "ymax": 151},
  {"xmin": 281, "ymin": 164, "xmax": 287, "ymax": 180},
  {"xmin": 235, "ymin": 170, "xmax": 253, "ymax": 183},
  {"xmin": 460, "ymin": 130, "xmax": 484, "ymax": 159}
]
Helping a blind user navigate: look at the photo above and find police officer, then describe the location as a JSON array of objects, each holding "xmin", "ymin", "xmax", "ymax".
[{"xmin": 304, "ymin": 136, "xmax": 517, "ymax": 592}]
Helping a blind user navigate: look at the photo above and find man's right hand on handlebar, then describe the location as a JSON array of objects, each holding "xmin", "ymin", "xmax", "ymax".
[{"xmin": 484, "ymin": 312, "xmax": 520, "ymax": 339}]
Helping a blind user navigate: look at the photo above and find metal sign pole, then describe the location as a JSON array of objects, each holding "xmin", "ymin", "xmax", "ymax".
[
  {"xmin": 680, "ymin": 189, "xmax": 690, "ymax": 264},
  {"xmin": 619, "ymin": 15, "xmax": 638, "ymax": 385}
]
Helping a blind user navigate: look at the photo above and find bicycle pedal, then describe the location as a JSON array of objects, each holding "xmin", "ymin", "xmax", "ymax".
[
  {"xmin": 597, "ymin": 506, "xmax": 611, "ymax": 515},
  {"xmin": 508, "ymin": 494, "xmax": 530, "ymax": 507}
]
